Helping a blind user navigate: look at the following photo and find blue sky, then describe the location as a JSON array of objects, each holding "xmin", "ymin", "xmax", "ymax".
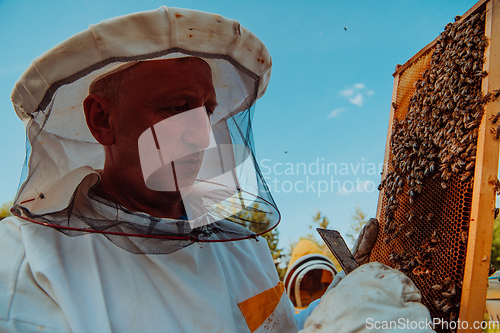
[{"xmin": 0, "ymin": 0, "xmax": 480, "ymax": 249}]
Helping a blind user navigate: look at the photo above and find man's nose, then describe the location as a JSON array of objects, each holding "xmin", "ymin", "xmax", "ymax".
[{"xmin": 181, "ymin": 106, "xmax": 211, "ymax": 149}]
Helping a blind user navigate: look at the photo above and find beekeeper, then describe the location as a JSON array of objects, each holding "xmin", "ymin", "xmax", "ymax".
[
  {"xmin": 284, "ymin": 239, "xmax": 337, "ymax": 311},
  {"xmin": 0, "ymin": 7, "xmax": 436, "ymax": 333}
]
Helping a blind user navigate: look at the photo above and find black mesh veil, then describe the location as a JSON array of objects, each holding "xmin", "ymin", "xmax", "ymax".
[{"xmin": 10, "ymin": 8, "xmax": 278, "ymax": 254}]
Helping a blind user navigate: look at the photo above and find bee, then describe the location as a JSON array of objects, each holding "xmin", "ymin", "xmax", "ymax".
[
  {"xmin": 461, "ymin": 171, "xmax": 472, "ymax": 182},
  {"xmin": 386, "ymin": 204, "xmax": 397, "ymax": 212},
  {"xmin": 432, "ymin": 284, "xmax": 443, "ymax": 291},
  {"xmin": 465, "ymin": 161, "xmax": 475, "ymax": 170},
  {"xmin": 447, "ymin": 284, "xmax": 457, "ymax": 295},
  {"xmin": 430, "ymin": 230, "xmax": 439, "ymax": 244},
  {"xmin": 409, "ymin": 258, "xmax": 417, "ymax": 268},
  {"xmin": 435, "ymin": 299, "xmax": 446, "ymax": 308},
  {"xmin": 408, "ymin": 211, "xmax": 416, "ymax": 223},
  {"xmin": 412, "ymin": 266, "xmax": 424, "ymax": 276},
  {"xmin": 491, "ymin": 111, "xmax": 500, "ymax": 124},
  {"xmin": 450, "ymin": 312, "xmax": 458, "ymax": 324},
  {"xmin": 489, "ymin": 178, "xmax": 500, "ymax": 194},
  {"xmin": 484, "ymin": 92, "xmax": 493, "ymax": 102},
  {"xmin": 441, "ymin": 304, "xmax": 452, "ymax": 314},
  {"xmin": 478, "ymin": 70, "xmax": 489, "ymax": 78},
  {"xmin": 460, "ymin": 230, "xmax": 468, "ymax": 244},
  {"xmin": 443, "ymin": 277, "xmax": 452, "ymax": 286},
  {"xmin": 490, "ymin": 263, "xmax": 497, "ymax": 276},
  {"xmin": 35, "ymin": 189, "xmax": 45, "ymax": 200}
]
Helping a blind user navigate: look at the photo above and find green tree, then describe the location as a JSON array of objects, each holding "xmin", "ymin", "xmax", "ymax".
[
  {"xmin": 491, "ymin": 215, "xmax": 500, "ymax": 270},
  {"xmin": 346, "ymin": 205, "xmax": 368, "ymax": 245},
  {"xmin": 312, "ymin": 210, "xmax": 330, "ymax": 229}
]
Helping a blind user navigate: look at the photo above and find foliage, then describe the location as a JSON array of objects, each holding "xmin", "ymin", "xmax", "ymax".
[
  {"xmin": 311, "ymin": 210, "xmax": 330, "ymax": 230},
  {"xmin": 346, "ymin": 205, "xmax": 368, "ymax": 245},
  {"xmin": 0, "ymin": 201, "xmax": 13, "ymax": 220},
  {"xmin": 491, "ymin": 215, "xmax": 500, "ymax": 270},
  {"xmin": 483, "ymin": 214, "xmax": 500, "ymax": 332},
  {"xmin": 286, "ymin": 210, "xmax": 342, "ymax": 273},
  {"xmin": 230, "ymin": 202, "xmax": 286, "ymax": 279},
  {"xmin": 483, "ymin": 312, "xmax": 500, "ymax": 333}
]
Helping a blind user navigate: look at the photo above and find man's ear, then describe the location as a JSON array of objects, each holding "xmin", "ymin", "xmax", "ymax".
[{"xmin": 83, "ymin": 94, "xmax": 115, "ymax": 146}]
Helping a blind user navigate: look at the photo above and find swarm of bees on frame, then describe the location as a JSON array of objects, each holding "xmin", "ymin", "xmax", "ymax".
[
  {"xmin": 378, "ymin": 11, "xmax": 498, "ymax": 329},
  {"xmin": 389, "ymin": 228, "xmax": 439, "ymax": 275},
  {"xmin": 432, "ymin": 278, "xmax": 462, "ymax": 324}
]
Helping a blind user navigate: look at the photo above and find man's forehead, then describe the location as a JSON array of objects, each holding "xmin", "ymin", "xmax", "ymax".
[
  {"xmin": 115, "ymin": 58, "xmax": 214, "ymax": 93},
  {"xmin": 91, "ymin": 57, "xmax": 212, "ymax": 90},
  {"xmin": 133, "ymin": 57, "xmax": 212, "ymax": 75},
  {"xmin": 131, "ymin": 58, "xmax": 215, "ymax": 94}
]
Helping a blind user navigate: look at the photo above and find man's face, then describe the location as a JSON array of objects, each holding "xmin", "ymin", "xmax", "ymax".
[{"xmin": 108, "ymin": 58, "xmax": 217, "ymax": 200}]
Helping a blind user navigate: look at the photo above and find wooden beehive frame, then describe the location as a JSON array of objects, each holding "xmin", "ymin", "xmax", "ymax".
[{"xmin": 375, "ymin": 0, "xmax": 500, "ymax": 330}]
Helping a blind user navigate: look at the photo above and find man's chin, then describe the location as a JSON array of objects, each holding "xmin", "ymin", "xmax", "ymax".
[{"xmin": 146, "ymin": 179, "xmax": 196, "ymax": 192}]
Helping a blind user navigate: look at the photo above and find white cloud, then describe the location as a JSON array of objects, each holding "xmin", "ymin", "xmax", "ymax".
[
  {"xmin": 337, "ymin": 180, "xmax": 374, "ymax": 196},
  {"xmin": 358, "ymin": 180, "xmax": 373, "ymax": 189},
  {"xmin": 337, "ymin": 187, "xmax": 352, "ymax": 196},
  {"xmin": 349, "ymin": 94, "xmax": 364, "ymax": 107},
  {"xmin": 340, "ymin": 89, "xmax": 354, "ymax": 97},
  {"xmin": 339, "ymin": 83, "xmax": 373, "ymax": 107},
  {"xmin": 328, "ymin": 108, "xmax": 346, "ymax": 118}
]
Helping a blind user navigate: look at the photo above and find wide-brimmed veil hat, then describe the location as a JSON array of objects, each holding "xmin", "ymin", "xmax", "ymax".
[{"xmin": 10, "ymin": 7, "xmax": 279, "ymax": 254}]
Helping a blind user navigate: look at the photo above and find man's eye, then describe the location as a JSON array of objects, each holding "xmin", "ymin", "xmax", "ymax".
[{"xmin": 158, "ymin": 106, "xmax": 185, "ymax": 114}]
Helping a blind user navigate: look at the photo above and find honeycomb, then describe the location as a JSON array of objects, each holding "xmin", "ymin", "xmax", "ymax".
[{"xmin": 370, "ymin": 8, "xmax": 490, "ymax": 332}]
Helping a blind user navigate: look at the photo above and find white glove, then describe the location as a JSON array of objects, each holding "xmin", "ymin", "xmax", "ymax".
[
  {"xmin": 352, "ymin": 218, "xmax": 379, "ymax": 265},
  {"xmin": 299, "ymin": 262, "xmax": 436, "ymax": 333}
]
